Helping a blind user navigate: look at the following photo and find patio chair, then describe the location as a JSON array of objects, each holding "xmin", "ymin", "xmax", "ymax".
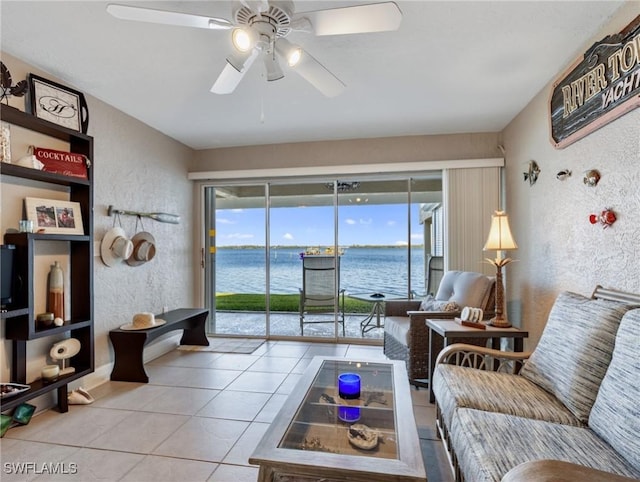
[
  {"xmin": 299, "ymin": 255, "xmax": 345, "ymax": 336},
  {"xmin": 425, "ymin": 255, "xmax": 444, "ymax": 296},
  {"xmin": 412, "ymin": 255, "xmax": 444, "ymax": 299}
]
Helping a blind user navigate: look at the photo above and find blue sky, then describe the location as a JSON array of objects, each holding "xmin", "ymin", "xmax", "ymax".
[{"xmin": 216, "ymin": 204, "xmax": 425, "ymax": 247}]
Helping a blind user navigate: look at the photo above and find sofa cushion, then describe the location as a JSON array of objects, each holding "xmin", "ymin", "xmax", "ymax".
[
  {"xmin": 519, "ymin": 291, "xmax": 634, "ymax": 423},
  {"xmin": 589, "ymin": 308, "xmax": 640, "ymax": 473},
  {"xmin": 435, "ymin": 271, "xmax": 494, "ymax": 308},
  {"xmin": 450, "ymin": 408, "xmax": 640, "ymax": 482},
  {"xmin": 433, "ymin": 364, "xmax": 581, "ymax": 429}
]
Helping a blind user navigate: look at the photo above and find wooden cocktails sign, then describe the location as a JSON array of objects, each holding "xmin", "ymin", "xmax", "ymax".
[{"xmin": 550, "ymin": 15, "xmax": 640, "ymax": 148}]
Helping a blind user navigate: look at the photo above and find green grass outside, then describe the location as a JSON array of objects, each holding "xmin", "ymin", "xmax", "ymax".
[{"xmin": 215, "ymin": 293, "xmax": 373, "ymax": 313}]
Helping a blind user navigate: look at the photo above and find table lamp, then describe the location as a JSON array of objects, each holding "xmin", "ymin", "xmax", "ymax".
[{"xmin": 483, "ymin": 210, "xmax": 517, "ymax": 328}]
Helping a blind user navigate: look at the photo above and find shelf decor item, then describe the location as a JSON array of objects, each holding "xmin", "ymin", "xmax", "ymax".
[
  {"xmin": 0, "ymin": 383, "xmax": 31, "ymax": 399},
  {"xmin": 27, "ymin": 74, "xmax": 89, "ymax": 133},
  {"xmin": 1, "ymin": 123, "xmax": 10, "ymax": 163},
  {"xmin": 25, "ymin": 197, "xmax": 84, "ymax": 235},
  {"xmin": 33, "ymin": 146, "xmax": 89, "ymax": 179},
  {"xmin": 50, "ymin": 338, "xmax": 81, "ymax": 376},
  {"xmin": 41, "ymin": 364, "xmax": 60, "ymax": 381},
  {"xmin": 0, "ymin": 61, "xmax": 28, "ymax": 104},
  {"xmin": 47, "ymin": 261, "xmax": 64, "ymax": 321}
]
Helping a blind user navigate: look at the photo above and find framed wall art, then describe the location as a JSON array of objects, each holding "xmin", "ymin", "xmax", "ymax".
[
  {"xmin": 25, "ymin": 197, "xmax": 85, "ymax": 235},
  {"xmin": 27, "ymin": 74, "xmax": 89, "ymax": 134}
]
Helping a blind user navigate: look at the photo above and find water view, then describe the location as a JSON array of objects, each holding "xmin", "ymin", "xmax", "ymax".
[{"xmin": 216, "ymin": 246, "xmax": 426, "ymax": 296}]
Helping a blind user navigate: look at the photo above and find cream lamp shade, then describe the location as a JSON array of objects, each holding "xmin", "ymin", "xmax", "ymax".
[{"xmin": 484, "ymin": 211, "xmax": 518, "ymax": 251}]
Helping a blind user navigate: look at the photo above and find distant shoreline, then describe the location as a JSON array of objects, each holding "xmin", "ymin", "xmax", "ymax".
[{"xmin": 217, "ymin": 245, "xmax": 425, "ymax": 249}]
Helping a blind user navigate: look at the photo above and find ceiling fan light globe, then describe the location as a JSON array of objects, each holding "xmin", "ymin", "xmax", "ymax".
[
  {"xmin": 288, "ymin": 48, "xmax": 302, "ymax": 67},
  {"xmin": 232, "ymin": 27, "xmax": 253, "ymax": 52}
]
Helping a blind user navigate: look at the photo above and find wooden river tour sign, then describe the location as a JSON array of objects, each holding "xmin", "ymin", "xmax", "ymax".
[{"xmin": 550, "ymin": 15, "xmax": 640, "ymax": 149}]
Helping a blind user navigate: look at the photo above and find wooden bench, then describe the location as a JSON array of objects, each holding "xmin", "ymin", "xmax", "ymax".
[{"xmin": 109, "ymin": 308, "xmax": 209, "ymax": 383}]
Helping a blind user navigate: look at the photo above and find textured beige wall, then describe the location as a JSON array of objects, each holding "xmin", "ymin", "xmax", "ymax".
[
  {"xmin": 501, "ymin": 3, "xmax": 640, "ymax": 348},
  {"xmin": 0, "ymin": 53, "xmax": 196, "ymax": 386},
  {"xmin": 191, "ymin": 132, "xmax": 501, "ymax": 172}
]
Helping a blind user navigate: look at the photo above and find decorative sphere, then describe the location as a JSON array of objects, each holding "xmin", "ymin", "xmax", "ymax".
[{"xmin": 54, "ymin": 317, "xmax": 64, "ymax": 327}]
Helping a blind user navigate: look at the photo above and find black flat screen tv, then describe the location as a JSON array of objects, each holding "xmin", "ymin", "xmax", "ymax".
[{"xmin": 1, "ymin": 244, "xmax": 16, "ymax": 309}]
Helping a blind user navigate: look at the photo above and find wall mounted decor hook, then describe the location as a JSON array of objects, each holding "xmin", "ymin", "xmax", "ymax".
[{"xmin": 107, "ymin": 205, "xmax": 180, "ymax": 224}]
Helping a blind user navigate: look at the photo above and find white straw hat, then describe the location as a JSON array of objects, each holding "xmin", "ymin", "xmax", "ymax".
[
  {"xmin": 100, "ymin": 227, "xmax": 133, "ymax": 267},
  {"xmin": 120, "ymin": 312, "xmax": 167, "ymax": 331},
  {"xmin": 127, "ymin": 232, "xmax": 156, "ymax": 267}
]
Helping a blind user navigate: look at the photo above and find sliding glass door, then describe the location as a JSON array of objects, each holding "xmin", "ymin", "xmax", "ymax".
[
  {"xmin": 203, "ymin": 172, "xmax": 442, "ymax": 341},
  {"xmin": 207, "ymin": 184, "xmax": 267, "ymax": 337},
  {"xmin": 269, "ymin": 181, "xmax": 337, "ymax": 338}
]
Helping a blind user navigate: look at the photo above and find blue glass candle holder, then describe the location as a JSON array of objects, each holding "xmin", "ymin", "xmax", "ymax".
[
  {"xmin": 338, "ymin": 406, "xmax": 361, "ymax": 423},
  {"xmin": 338, "ymin": 373, "xmax": 361, "ymax": 399}
]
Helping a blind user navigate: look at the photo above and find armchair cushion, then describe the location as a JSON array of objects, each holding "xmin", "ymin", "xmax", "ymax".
[
  {"xmin": 434, "ymin": 270, "xmax": 495, "ymax": 309},
  {"xmin": 589, "ymin": 308, "xmax": 640, "ymax": 473},
  {"xmin": 519, "ymin": 291, "xmax": 635, "ymax": 423}
]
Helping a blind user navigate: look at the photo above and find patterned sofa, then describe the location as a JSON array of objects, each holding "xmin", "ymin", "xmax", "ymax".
[
  {"xmin": 383, "ymin": 270, "xmax": 495, "ymax": 383},
  {"xmin": 432, "ymin": 287, "xmax": 640, "ymax": 482}
]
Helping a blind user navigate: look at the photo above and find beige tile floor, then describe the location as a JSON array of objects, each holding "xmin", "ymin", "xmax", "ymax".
[{"xmin": 1, "ymin": 340, "xmax": 453, "ymax": 482}]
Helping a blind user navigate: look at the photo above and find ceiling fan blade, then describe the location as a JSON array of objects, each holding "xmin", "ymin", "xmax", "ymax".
[
  {"xmin": 280, "ymin": 45, "xmax": 345, "ymax": 97},
  {"xmin": 106, "ymin": 4, "xmax": 232, "ymax": 30},
  {"xmin": 240, "ymin": 0, "xmax": 269, "ymax": 14},
  {"xmin": 299, "ymin": 2, "xmax": 402, "ymax": 36},
  {"xmin": 211, "ymin": 49, "xmax": 259, "ymax": 94}
]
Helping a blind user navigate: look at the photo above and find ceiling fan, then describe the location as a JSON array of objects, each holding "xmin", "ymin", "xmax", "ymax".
[{"xmin": 106, "ymin": 1, "xmax": 402, "ymax": 97}]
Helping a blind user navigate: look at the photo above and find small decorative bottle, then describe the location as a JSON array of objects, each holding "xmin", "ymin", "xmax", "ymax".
[{"xmin": 47, "ymin": 261, "xmax": 64, "ymax": 320}]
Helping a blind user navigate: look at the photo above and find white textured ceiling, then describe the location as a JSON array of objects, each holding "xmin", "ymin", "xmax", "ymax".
[{"xmin": 0, "ymin": 1, "xmax": 626, "ymax": 149}]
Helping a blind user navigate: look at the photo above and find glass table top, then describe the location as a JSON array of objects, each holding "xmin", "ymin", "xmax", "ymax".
[{"xmin": 278, "ymin": 359, "xmax": 398, "ymax": 459}]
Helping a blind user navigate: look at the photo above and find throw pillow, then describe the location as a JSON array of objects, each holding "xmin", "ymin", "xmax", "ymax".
[
  {"xmin": 419, "ymin": 295, "xmax": 459, "ymax": 312},
  {"xmin": 589, "ymin": 308, "xmax": 640, "ymax": 473},
  {"xmin": 419, "ymin": 294, "xmax": 435, "ymax": 311},
  {"xmin": 520, "ymin": 291, "xmax": 635, "ymax": 424}
]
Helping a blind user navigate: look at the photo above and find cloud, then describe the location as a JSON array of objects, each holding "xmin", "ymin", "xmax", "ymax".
[
  {"xmin": 216, "ymin": 218, "xmax": 236, "ymax": 224},
  {"xmin": 359, "ymin": 218, "xmax": 372, "ymax": 225},
  {"xmin": 345, "ymin": 218, "xmax": 356, "ymax": 225},
  {"xmin": 395, "ymin": 240, "xmax": 408, "ymax": 246},
  {"xmin": 387, "ymin": 220, "xmax": 397, "ymax": 226},
  {"xmin": 411, "ymin": 233, "xmax": 424, "ymax": 241},
  {"xmin": 283, "ymin": 233, "xmax": 294, "ymax": 240}
]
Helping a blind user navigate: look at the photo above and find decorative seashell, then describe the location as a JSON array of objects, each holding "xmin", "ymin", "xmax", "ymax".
[
  {"xmin": 556, "ymin": 169, "xmax": 571, "ymax": 181},
  {"xmin": 348, "ymin": 424, "xmax": 379, "ymax": 450},
  {"xmin": 583, "ymin": 169, "xmax": 600, "ymax": 186}
]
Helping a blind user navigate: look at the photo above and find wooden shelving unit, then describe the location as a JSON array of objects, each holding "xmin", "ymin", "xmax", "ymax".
[{"xmin": 1, "ymin": 104, "xmax": 94, "ymax": 413}]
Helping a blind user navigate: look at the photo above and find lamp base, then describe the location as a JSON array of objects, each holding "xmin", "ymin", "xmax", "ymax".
[{"xmin": 487, "ymin": 317, "xmax": 512, "ymax": 328}]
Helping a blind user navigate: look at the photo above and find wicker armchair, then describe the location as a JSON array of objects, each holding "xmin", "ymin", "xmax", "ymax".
[{"xmin": 383, "ymin": 270, "xmax": 496, "ymax": 383}]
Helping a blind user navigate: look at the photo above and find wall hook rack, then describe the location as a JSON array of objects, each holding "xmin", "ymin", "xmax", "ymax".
[{"xmin": 107, "ymin": 205, "xmax": 180, "ymax": 224}]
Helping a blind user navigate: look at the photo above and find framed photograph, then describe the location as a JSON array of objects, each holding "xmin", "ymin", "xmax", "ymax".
[
  {"xmin": 27, "ymin": 74, "xmax": 89, "ymax": 134},
  {"xmin": 25, "ymin": 197, "xmax": 85, "ymax": 235}
]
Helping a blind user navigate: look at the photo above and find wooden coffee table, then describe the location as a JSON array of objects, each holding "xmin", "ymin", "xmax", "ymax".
[{"xmin": 249, "ymin": 356, "xmax": 426, "ymax": 482}]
